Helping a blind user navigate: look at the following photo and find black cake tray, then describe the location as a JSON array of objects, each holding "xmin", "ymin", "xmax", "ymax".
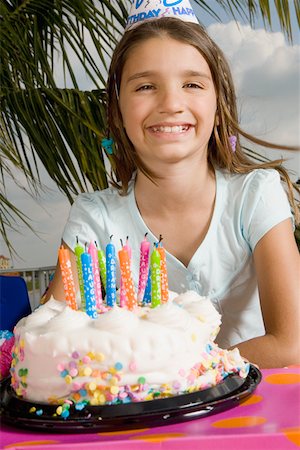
[{"xmin": 0, "ymin": 365, "xmax": 261, "ymax": 433}]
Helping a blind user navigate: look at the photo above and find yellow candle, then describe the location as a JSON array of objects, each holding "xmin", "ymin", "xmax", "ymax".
[{"xmin": 157, "ymin": 246, "xmax": 169, "ymax": 303}]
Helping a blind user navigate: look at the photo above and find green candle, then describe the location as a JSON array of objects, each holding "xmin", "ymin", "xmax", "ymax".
[
  {"xmin": 150, "ymin": 246, "xmax": 161, "ymax": 308},
  {"xmin": 75, "ymin": 236, "xmax": 85, "ymax": 309},
  {"xmin": 97, "ymin": 247, "xmax": 107, "ymax": 289}
]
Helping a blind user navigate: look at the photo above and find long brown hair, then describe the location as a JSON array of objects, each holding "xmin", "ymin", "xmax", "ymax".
[{"xmin": 106, "ymin": 18, "xmax": 299, "ymax": 223}]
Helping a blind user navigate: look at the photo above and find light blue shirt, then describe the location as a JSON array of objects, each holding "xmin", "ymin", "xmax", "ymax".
[{"xmin": 63, "ymin": 168, "xmax": 292, "ymax": 348}]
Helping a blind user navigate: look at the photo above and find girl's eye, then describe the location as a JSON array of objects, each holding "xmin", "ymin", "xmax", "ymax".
[
  {"xmin": 184, "ymin": 83, "xmax": 203, "ymax": 89},
  {"xmin": 136, "ymin": 84, "xmax": 154, "ymax": 92}
]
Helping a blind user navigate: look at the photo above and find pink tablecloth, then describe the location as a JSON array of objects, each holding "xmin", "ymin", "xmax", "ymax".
[{"xmin": 1, "ymin": 367, "xmax": 299, "ymax": 450}]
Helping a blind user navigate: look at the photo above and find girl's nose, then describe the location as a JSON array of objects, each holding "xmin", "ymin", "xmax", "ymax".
[{"xmin": 158, "ymin": 86, "xmax": 184, "ymax": 115}]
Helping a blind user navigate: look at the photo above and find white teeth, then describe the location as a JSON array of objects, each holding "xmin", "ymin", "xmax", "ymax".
[{"xmin": 151, "ymin": 125, "xmax": 189, "ymax": 133}]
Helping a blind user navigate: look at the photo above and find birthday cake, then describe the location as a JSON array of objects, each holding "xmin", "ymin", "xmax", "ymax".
[{"xmin": 10, "ymin": 290, "xmax": 249, "ymax": 411}]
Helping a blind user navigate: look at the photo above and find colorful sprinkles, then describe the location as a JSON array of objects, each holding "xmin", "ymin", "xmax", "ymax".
[
  {"xmin": 14, "ymin": 342, "xmax": 249, "ymax": 420},
  {"xmin": 10, "ymin": 308, "xmax": 249, "ymax": 420}
]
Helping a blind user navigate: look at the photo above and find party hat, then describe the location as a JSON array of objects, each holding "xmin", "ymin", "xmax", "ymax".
[{"xmin": 126, "ymin": 0, "xmax": 199, "ymax": 30}]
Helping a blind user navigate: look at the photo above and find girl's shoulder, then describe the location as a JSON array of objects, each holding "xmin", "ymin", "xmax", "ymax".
[
  {"xmin": 217, "ymin": 167, "xmax": 281, "ymax": 195},
  {"xmin": 73, "ymin": 181, "xmax": 134, "ymax": 209}
]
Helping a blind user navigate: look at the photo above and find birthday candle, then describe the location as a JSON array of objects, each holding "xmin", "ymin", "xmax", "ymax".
[
  {"xmin": 58, "ymin": 244, "xmax": 78, "ymax": 310},
  {"xmin": 106, "ymin": 236, "xmax": 117, "ymax": 307},
  {"xmin": 157, "ymin": 245, "xmax": 169, "ymax": 303},
  {"xmin": 88, "ymin": 241, "xmax": 103, "ymax": 310},
  {"xmin": 81, "ymin": 250, "xmax": 98, "ymax": 318},
  {"xmin": 119, "ymin": 238, "xmax": 130, "ymax": 308},
  {"xmin": 123, "ymin": 236, "xmax": 132, "ymax": 259},
  {"xmin": 97, "ymin": 246, "xmax": 107, "ymax": 289},
  {"xmin": 138, "ymin": 234, "xmax": 150, "ymax": 303},
  {"xmin": 143, "ymin": 267, "xmax": 152, "ymax": 304},
  {"xmin": 119, "ymin": 277, "xmax": 127, "ymax": 308},
  {"xmin": 150, "ymin": 246, "xmax": 161, "ymax": 308},
  {"xmin": 118, "ymin": 247, "xmax": 137, "ymax": 311},
  {"xmin": 74, "ymin": 237, "xmax": 85, "ymax": 309}
]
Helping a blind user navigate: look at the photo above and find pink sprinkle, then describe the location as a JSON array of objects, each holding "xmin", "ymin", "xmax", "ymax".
[
  {"xmin": 129, "ymin": 361, "xmax": 137, "ymax": 372},
  {"xmin": 178, "ymin": 368, "xmax": 185, "ymax": 377},
  {"xmin": 57, "ymin": 363, "xmax": 65, "ymax": 372},
  {"xmin": 72, "ymin": 382, "xmax": 81, "ymax": 391},
  {"xmin": 82, "ymin": 356, "xmax": 91, "ymax": 364},
  {"xmin": 72, "ymin": 351, "xmax": 79, "ymax": 359},
  {"xmin": 69, "ymin": 368, "xmax": 78, "ymax": 377},
  {"xmin": 187, "ymin": 373, "xmax": 196, "ymax": 383},
  {"xmin": 119, "ymin": 392, "xmax": 128, "ymax": 399},
  {"xmin": 64, "ymin": 399, "xmax": 73, "ymax": 405}
]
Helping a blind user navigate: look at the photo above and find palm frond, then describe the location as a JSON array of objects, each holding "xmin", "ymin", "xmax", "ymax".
[{"xmin": 1, "ymin": 87, "xmax": 110, "ymax": 198}]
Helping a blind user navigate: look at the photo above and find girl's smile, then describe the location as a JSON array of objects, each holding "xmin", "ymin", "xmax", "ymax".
[{"xmin": 119, "ymin": 36, "xmax": 217, "ymax": 168}]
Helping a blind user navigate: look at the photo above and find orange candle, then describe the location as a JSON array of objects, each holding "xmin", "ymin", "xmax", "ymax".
[
  {"xmin": 157, "ymin": 246, "xmax": 169, "ymax": 303},
  {"xmin": 118, "ymin": 247, "xmax": 137, "ymax": 311},
  {"xmin": 58, "ymin": 245, "xmax": 77, "ymax": 310}
]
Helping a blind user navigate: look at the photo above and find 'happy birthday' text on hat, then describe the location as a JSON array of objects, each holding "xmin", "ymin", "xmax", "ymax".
[{"xmin": 126, "ymin": 0, "xmax": 199, "ymax": 30}]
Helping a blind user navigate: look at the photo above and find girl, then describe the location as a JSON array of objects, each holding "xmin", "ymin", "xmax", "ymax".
[{"xmin": 47, "ymin": 17, "xmax": 300, "ymax": 368}]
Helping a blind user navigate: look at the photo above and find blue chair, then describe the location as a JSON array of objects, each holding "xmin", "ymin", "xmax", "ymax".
[{"xmin": 0, "ymin": 275, "xmax": 32, "ymax": 331}]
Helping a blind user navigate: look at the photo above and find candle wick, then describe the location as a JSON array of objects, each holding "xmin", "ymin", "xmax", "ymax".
[
  {"xmin": 144, "ymin": 232, "xmax": 148, "ymax": 238},
  {"xmin": 110, "ymin": 235, "xmax": 113, "ymax": 241},
  {"xmin": 85, "ymin": 242, "xmax": 88, "ymax": 252},
  {"xmin": 159, "ymin": 234, "xmax": 163, "ymax": 244},
  {"xmin": 94, "ymin": 240, "xmax": 98, "ymax": 248},
  {"xmin": 120, "ymin": 238, "xmax": 123, "ymax": 247}
]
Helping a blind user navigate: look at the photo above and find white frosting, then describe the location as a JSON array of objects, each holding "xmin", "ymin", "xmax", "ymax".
[{"xmin": 11, "ymin": 292, "xmax": 248, "ymax": 405}]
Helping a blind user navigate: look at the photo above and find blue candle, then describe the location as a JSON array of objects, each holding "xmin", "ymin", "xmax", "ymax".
[
  {"xmin": 81, "ymin": 251, "xmax": 97, "ymax": 318},
  {"xmin": 106, "ymin": 236, "xmax": 117, "ymax": 307},
  {"xmin": 143, "ymin": 267, "xmax": 151, "ymax": 304}
]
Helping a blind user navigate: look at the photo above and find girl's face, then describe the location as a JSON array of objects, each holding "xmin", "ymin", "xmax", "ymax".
[{"xmin": 119, "ymin": 36, "xmax": 217, "ymax": 170}]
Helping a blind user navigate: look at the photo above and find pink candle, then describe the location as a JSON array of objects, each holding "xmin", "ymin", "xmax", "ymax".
[
  {"xmin": 138, "ymin": 234, "xmax": 151, "ymax": 303},
  {"xmin": 123, "ymin": 236, "xmax": 132, "ymax": 259},
  {"xmin": 118, "ymin": 247, "xmax": 137, "ymax": 311},
  {"xmin": 88, "ymin": 241, "xmax": 103, "ymax": 309},
  {"xmin": 58, "ymin": 245, "xmax": 77, "ymax": 310}
]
